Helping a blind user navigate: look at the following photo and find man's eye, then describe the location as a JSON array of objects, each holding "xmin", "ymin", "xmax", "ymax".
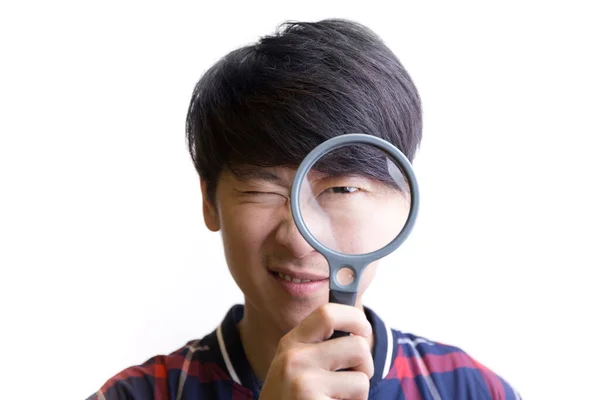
[
  {"xmin": 243, "ymin": 191, "xmax": 287, "ymax": 199},
  {"xmin": 245, "ymin": 191, "xmax": 280, "ymax": 196},
  {"xmin": 326, "ymin": 187, "xmax": 359, "ymax": 194}
]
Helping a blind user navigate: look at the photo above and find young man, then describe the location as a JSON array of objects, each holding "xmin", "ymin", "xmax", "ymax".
[{"xmin": 88, "ymin": 19, "xmax": 521, "ymax": 400}]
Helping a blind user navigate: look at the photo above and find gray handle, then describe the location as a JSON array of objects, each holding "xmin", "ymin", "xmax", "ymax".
[{"xmin": 328, "ymin": 289, "xmax": 357, "ymax": 339}]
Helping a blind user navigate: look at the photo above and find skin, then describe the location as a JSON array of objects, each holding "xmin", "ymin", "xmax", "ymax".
[{"xmin": 201, "ymin": 165, "xmax": 409, "ymax": 399}]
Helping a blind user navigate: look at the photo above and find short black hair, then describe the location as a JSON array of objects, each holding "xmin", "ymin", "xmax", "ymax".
[{"xmin": 186, "ymin": 18, "xmax": 422, "ymax": 201}]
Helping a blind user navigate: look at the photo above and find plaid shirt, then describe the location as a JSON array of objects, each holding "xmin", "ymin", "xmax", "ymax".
[{"xmin": 87, "ymin": 305, "xmax": 521, "ymax": 399}]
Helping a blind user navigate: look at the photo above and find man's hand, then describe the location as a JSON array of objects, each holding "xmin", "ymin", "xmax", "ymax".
[{"xmin": 259, "ymin": 303, "xmax": 374, "ymax": 400}]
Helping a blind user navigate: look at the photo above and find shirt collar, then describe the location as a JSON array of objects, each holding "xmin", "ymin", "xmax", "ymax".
[{"xmin": 216, "ymin": 304, "xmax": 395, "ymax": 395}]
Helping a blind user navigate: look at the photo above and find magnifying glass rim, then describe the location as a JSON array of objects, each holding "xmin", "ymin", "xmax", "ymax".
[{"xmin": 290, "ymin": 133, "xmax": 420, "ymax": 266}]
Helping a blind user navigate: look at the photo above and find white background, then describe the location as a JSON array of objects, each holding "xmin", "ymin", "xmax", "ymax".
[{"xmin": 1, "ymin": 1, "xmax": 598, "ymax": 399}]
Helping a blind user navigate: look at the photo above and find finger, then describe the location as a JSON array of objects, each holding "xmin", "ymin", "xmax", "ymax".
[
  {"xmin": 292, "ymin": 303, "xmax": 372, "ymax": 343},
  {"xmin": 307, "ymin": 335, "xmax": 374, "ymax": 377},
  {"xmin": 321, "ymin": 370, "xmax": 370, "ymax": 400}
]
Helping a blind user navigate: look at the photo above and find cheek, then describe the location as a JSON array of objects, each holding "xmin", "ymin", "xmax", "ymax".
[
  {"xmin": 218, "ymin": 205, "xmax": 280, "ymax": 269},
  {"xmin": 358, "ymin": 262, "xmax": 378, "ymax": 295},
  {"xmin": 362, "ymin": 198, "xmax": 410, "ymax": 252}
]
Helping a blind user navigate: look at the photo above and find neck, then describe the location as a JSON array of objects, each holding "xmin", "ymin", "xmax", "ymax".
[
  {"xmin": 237, "ymin": 299, "xmax": 374, "ymax": 381},
  {"xmin": 236, "ymin": 301, "xmax": 283, "ymax": 381}
]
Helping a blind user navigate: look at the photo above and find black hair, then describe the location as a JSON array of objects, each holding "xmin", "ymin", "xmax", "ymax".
[{"xmin": 186, "ymin": 18, "xmax": 422, "ymax": 201}]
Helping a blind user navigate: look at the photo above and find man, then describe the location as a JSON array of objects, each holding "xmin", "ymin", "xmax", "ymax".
[{"xmin": 88, "ymin": 19, "xmax": 520, "ymax": 399}]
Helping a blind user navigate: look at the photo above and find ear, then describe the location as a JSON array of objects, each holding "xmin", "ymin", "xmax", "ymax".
[{"xmin": 200, "ymin": 179, "xmax": 220, "ymax": 232}]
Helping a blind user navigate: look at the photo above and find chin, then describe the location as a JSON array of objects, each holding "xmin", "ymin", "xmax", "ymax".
[{"xmin": 270, "ymin": 296, "xmax": 328, "ymax": 332}]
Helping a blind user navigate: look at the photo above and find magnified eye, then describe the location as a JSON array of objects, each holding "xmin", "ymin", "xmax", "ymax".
[{"xmin": 327, "ymin": 186, "xmax": 359, "ymax": 194}]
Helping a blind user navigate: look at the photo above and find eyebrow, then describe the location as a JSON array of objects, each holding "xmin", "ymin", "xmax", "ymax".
[{"xmin": 232, "ymin": 168, "xmax": 289, "ymax": 186}]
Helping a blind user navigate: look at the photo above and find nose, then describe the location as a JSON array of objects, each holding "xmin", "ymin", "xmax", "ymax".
[
  {"xmin": 274, "ymin": 211, "xmax": 316, "ymax": 259},
  {"xmin": 275, "ymin": 196, "xmax": 337, "ymax": 258}
]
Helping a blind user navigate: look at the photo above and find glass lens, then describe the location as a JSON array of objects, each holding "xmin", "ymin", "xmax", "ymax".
[{"xmin": 298, "ymin": 143, "xmax": 411, "ymax": 255}]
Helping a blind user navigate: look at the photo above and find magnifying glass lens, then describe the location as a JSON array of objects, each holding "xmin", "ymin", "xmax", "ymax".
[{"xmin": 299, "ymin": 143, "xmax": 412, "ymax": 256}]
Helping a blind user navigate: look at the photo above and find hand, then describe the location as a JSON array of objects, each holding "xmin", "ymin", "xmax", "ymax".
[{"xmin": 259, "ymin": 303, "xmax": 374, "ymax": 400}]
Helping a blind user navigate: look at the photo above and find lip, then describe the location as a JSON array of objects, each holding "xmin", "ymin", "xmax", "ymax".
[
  {"xmin": 267, "ymin": 268, "xmax": 330, "ymax": 297},
  {"xmin": 267, "ymin": 268, "xmax": 329, "ymax": 281}
]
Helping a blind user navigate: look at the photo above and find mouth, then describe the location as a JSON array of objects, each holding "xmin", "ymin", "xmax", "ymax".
[
  {"xmin": 268, "ymin": 269, "xmax": 329, "ymax": 297},
  {"xmin": 268, "ymin": 269, "xmax": 329, "ymax": 282},
  {"xmin": 272, "ymin": 271, "xmax": 327, "ymax": 283}
]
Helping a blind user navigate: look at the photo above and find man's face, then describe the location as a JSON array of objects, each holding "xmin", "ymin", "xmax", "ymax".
[{"xmin": 201, "ymin": 165, "xmax": 409, "ymax": 334}]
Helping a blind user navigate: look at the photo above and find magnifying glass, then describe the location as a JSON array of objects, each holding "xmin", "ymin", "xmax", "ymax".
[{"xmin": 290, "ymin": 133, "xmax": 419, "ymax": 338}]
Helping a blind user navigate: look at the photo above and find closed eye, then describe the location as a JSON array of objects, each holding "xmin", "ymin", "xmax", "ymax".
[
  {"xmin": 244, "ymin": 190, "xmax": 282, "ymax": 195},
  {"xmin": 242, "ymin": 190, "xmax": 288, "ymax": 200}
]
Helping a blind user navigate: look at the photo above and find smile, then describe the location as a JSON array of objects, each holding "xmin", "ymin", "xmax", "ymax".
[
  {"xmin": 276, "ymin": 272, "xmax": 314, "ymax": 283},
  {"xmin": 268, "ymin": 270, "xmax": 329, "ymax": 297}
]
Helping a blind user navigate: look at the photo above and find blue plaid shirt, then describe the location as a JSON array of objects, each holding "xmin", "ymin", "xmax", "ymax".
[{"xmin": 87, "ymin": 305, "xmax": 521, "ymax": 399}]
